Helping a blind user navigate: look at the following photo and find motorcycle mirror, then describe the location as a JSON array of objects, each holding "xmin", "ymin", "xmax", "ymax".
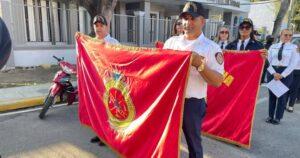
[{"xmin": 53, "ymin": 56, "xmax": 61, "ymax": 61}]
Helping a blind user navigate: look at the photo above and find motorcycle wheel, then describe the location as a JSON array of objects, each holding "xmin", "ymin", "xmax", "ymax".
[{"xmin": 39, "ymin": 94, "xmax": 55, "ymax": 119}]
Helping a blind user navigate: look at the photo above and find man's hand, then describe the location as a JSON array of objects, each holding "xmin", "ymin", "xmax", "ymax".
[
  {"xmin": 259, "ymin": 49, "xmax": 268, "ymax": 59},
  {"xmin": 273, "ymin": 73, "xmax": 283, "ymax": 80},
  {"xmin": 191, "ymin": 52, "xmax": 205, "ymax": 68}
]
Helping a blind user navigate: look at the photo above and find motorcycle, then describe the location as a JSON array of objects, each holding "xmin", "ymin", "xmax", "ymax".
[{"xmin": 39, "ymin": 56, "xmax": 77, "ymax": 119}]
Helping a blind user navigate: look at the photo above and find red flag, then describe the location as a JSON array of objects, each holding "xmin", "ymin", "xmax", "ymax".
[
  {"xmin": 203, "ymin": 50, "xmax": 264, "ymax": 148},
  {"xmin": 76, "ymin": 34, "xmax": 191, "ymax": 157}
]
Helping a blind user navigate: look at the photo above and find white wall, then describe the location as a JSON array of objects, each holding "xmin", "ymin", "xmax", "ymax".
[
  {"xmin": 239, "ymin": 0, "xmax": 251, "ymax": 13},
  {"xmin": 13, "ymin": 49, "xmax": 77, "ymax": 67}
]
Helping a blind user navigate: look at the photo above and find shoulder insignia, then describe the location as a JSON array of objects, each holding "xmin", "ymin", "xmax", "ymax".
[{"xmin": 215, "ymin": 52, "xmax": 224, "ymax": 65}]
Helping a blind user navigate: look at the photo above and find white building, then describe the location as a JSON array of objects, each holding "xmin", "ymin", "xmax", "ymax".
[
  {"xmin": 248, "ymin": 2, "xmax": 277, "ymax": 35},
  {"xmin": 0, "ymin": 0, "xmax": 250, "ymax": 67}
]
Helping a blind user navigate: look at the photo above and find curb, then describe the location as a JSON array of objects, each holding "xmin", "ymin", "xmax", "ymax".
[{"xmin": 0, "ymin": 97, "xmax": 44, "ymax": 112}]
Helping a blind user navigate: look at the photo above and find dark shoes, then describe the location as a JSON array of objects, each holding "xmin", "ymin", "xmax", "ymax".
[
  {"xmin": 90, "ymin": 136, "xmax": 106, "ymax": 146},
  {"xmin": 90, "ymin": 136, "xmax": 100, "ymax": 143},
  {"xmin": 272, "ymin": 119, "xmax": 280, "ymax": 125},
  {"xmin": 98, "ymin": 141, "xmax": 106, "ymax": 146},
  {"xmin": 265, "ymin": 117, "xmax": 280, "ymax": 125},
  {"xmin": 265, "ymin": 117, "xmax": 273, "ymax": 124}
]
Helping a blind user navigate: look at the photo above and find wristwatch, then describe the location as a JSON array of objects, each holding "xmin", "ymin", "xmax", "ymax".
[{"xmin": 197, "ymin": 62, "xmax": 205, "ymax": 72}]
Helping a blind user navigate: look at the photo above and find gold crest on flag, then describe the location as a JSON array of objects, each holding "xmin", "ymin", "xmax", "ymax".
[{"xmin": 103, "ymin": 72, "xmax": 135, "ymax": 130}]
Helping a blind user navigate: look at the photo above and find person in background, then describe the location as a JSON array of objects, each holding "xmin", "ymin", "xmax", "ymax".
[
  {"xmin": 155, "ymin": 18, "xmax": 184, "ymax": 48},
  {"xmin": 226, "ymin": 18, "xmax": 264, "ymax": 52},
  {"xmin": 253, "ymin": 30, "xmax": 261, "ymax": 41},
  {"xmin": 90, "ymin": 14, "xmax": 119, "ymax": 146},
  {"xmin": 216, "ymin": 26, "xmax": 230, "ymax": 50},
  {"xmin": 286, "ymin": 46, "xmax": 300, "ymax": 113},
  {"xmin": 265, "ymin": 35, "xmax": 275, "ymax": 50},
  {"xmin": 261, "ymin": 35, "xmax": 275, "ymax": 83},
  {"xmin": 266, "ymin": 29, "xmax": 298, "ymax": 125},
  {"xmin": 172, "ymin": 19, "xmax": 184, "ymax": 36},
  {"xmin": 93, "ymin": 15, "xmax": 119, "ymax": 44},
  {"xmin": 297, "ymin": 90, "xmax": 300, "ymax": 103}
]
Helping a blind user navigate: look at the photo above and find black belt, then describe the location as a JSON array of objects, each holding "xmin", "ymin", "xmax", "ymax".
[{"xmin": 272, "ymin": 65, "xmax": 287, "ymax": 69}]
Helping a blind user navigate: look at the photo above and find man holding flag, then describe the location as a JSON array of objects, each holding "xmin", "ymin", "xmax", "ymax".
[
  {"xmin": 163, "ymin": 1, "xmax": 224, "ymax": 158},
  {"xmin": 89, "ymin": 14, "xmax": 119, "ymax": 146}
]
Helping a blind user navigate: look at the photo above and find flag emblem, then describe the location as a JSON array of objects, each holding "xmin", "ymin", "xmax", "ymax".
[{"xmin": 103, "ymin": 72, "xmax": 135, "ymax": 130}]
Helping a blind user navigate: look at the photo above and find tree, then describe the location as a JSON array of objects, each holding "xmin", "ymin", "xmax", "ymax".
[
  {"xmin": 289, "ymin": 0, "xmax": 300, "ymax": 32},
  {"xmin": 60, "ymin": 0, "xmax": 118, "ymax": 34},
  {"xmin": 272, "ymin": 0, "xmax": 291, "ymax": 37}
]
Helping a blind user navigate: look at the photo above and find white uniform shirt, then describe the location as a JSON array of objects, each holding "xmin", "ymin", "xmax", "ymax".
[
  {"xmin": 218, "ymin": 40, "xmax": 228, "ymax": 50},
  {"xmin": 267, "ymin": 42, "xmax": 299, "ymax": 77},
  {"xmin": 237, "ymin": 38, "xmax": 250, "ymax": 51},
  {"xmin": 296, "ymin": 53, "xmax": 300, "ymax": 70},
  {"xmin": 163, "ymin": 33, "xmax": 224, "ymax": 99},
  {"xmin": 104, "ymin": 34, "xmax": 119, "ymax": 45}
]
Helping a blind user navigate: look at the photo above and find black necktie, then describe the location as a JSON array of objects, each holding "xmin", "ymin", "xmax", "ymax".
[
  {"xmin": 278, "ymin": 43, "xmax": 285, "ymax": 61},
  {"xmin": 221, "ymin": 42, "xmax": 224, "ymax": 49},
  {"xmin": 240, "ymin": 40, "xmax": 245, "ymax": 50}
]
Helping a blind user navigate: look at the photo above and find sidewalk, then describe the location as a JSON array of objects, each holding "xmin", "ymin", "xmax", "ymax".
[{"xmin": 0, "ymin": 83, "xmax": 51, "ymax": 112}]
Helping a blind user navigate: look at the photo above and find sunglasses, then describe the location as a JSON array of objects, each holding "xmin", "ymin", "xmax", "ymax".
[
  {"xmin": 220, "ymin": 31, "xmax": 229, "ymax": 34},
  {"xmin": 176, "ymin": 22, "xmax": 182, "ymax": 26},
  {"xmin": 239, "ymin": 25, "xmax": 251, "ymax": 30},
  {"xmin": 283, "ymin": 34, "xmax": 292, "ymax": 37}
]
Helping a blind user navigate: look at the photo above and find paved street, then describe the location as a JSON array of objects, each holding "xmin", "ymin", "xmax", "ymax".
[{"xmin": 1, "ymin": 86, "xmax": 300, "ymax": 158}]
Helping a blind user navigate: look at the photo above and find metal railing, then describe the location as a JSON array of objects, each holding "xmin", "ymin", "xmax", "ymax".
[{"xmin": 1, "ymin": 1, "xmax": 236, "ymax": 47}]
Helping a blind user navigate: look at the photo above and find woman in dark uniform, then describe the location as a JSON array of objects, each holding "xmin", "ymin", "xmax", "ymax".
[{"xmin": 226, "ymin": 18, "xmax": 265, "ymax": 54}]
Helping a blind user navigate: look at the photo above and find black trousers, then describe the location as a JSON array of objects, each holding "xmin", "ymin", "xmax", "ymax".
[
  {"xmin": 182, "ymin": 98, "xmax": 206, "ymax": 158},
  {"xmin": 288, "ymin": 70, "xmax": 300, "ymax": 107},
  {"xmin": 261, "ymin": 59, "xmax": 269, "ymax": 83},
  {"xmin": 267, "ymin": 66, "xmax": 293, "ymax": 120},
  {"xmin": 297, "ymin": 88, "xmax": 300, "ymax": 100}
]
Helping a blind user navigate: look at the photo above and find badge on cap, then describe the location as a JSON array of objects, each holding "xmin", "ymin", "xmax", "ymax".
[
  {"xmin": 183, "ymin": 2, "xmax": 197, "ymax": 12},
  {"xmin": 215, "ymin": 52, "xmax": 224, "ymax": 65}
]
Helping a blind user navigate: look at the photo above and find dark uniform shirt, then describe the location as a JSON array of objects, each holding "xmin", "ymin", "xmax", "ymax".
[{"xmin": 226, "ymin": 38, "xmax": 263, "ymax": 50}]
